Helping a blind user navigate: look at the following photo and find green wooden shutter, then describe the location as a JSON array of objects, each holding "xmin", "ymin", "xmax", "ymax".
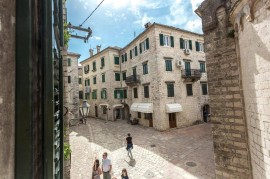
[
  {"xmin": 102, "ymin": 74, "xmax": 105, "ymax": 82},
  {"xmin": 139, "ymin": 43, "xmax": 142, "ymax": 53},
  {"xmin": 180, "ymin": 38, "xmax": 184, "ymax": 49},
  {"xmin": 122, "ymin": 55, "xmax": 124, "ymax": 63},
  {"xmin": 159, "ymin": 34, "xmax": 164, "ymax": 46},
  {"xmin": 120, "ymin": 90, "xmax": 124, "ymax": 99},
  {"xmin": 101, "ymin": 57, "xmax": 105, "ymax": 66},
  {"xmin": 88, "ymin": 79, "xmax": 90, "ymax": 85},
  {"xmin": 100, "ymin": 90, "xmax": 103, "ymax": 98},
  {"xmin": 85, "ymin": 80, "xmax": 87, "ymax": 86},
  {"xmin": 189, "ymin": 40, "xmax": 192, "ymax": 50},
  {"xmin": 130, "ymin": 50, "xmax": 132, "ymax": 59},
  {"xmin": 170, "ymin": 36, "xmax": 174, "ymax": 47},
  {"xmin": 195, "ymin": 41, "xmax": 199, "ymax": 51},
  {"xmin": 68, "ymin": 58, "xmax": 71, "ymax": 66},
  {"xmin": 114, "ymin": 56, "xmax": 119, "ymax": 64},
  {"xmin": 135, "ymin": 46, "xmax": 138, "ymax": 56},
  {"xmin": 114, "ymin": 90, "xmax": 117, "ymax": 99},
  {"xmin": 125, "ymin": 53, "xmax": 127, "ymax": 61},
  {"xmin": 146, "ymin": 38, "xmax": 149, "ymax": 49},
  {"xmin": 105, "ymin": 90, "xmax": 107, "ymax": 99}
]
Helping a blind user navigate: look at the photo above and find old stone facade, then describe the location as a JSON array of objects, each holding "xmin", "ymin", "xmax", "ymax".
[
  {"xmin": 0, "ymin": 0, "xmax": 15, "ymax": 178},
  {"xmin": 67, "ymin": 52, "xmax": 81, "ymax": 119},
  {"xmin": 81, "ymin": 47, "xmax": 124, "ymax": 121},
  {"xmin": 81, "ymin": 23, "xmax": 209, "ymax": 131},
  {"xmin": 196, "ymin": 0, "xmax": 270, "ymax": 178}
]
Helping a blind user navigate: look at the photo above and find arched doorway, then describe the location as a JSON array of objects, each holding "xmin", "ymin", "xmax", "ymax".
[{"xmin": 202, "ymin": 104, "xmax": 210, "ymax": 123}]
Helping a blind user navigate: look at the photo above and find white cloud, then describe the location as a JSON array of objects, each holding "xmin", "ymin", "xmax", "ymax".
[
  {"xmin": 134, "ymin": 13, "xmax": 154, "ymax": 27},
  {"xmin": 190, "ymin": 0, "xmax": 204, "ymax": 11},
  {"xmin": 185, "ymin": 19, "xmax": 202, "ymax": 32},
  {"xmin": 165, "ymin": 0, "xmax": 188, "ymax": 26},
  {"xmin": 92, "ymin": 36, "xmax": 102, "ymax": 40}
]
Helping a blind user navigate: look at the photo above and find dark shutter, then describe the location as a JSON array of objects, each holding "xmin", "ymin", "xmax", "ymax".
[
  {"xmin": 189, "ymin": 40, "xmax": 192, "ymax": 50},
  {"xmin": 68, "ymin": 76, "xmax": 71, "ymax": 83},
  {"xmin": 170, "ymin": 36, "xmax": 174, "ymax": 47},
  {"xmin": 122, "ymin": 55, "xmax": 124, "ymax": 63},
  {"xmin": 159, "ymin": 34, "xmax": 164, "ymax": 46},
  {"xmin": 85, "ymin": 80, "xmax": 87, "ymax": 86},
  {"xmin": 180, "ymin": 38, "xmax": 184, "ymax": 49},
  {"xmin": 88, "ymin": 79, "xmax": 90, "ymax": 85},
  {"xmin": 68, "ymin": 58, "xmax": 71, "ymax": 66},
  {"xmin": 114, "ymin": 90, "xmax": 117, "ymax": 99},
  {"xmin": 130, "ymin": 50, "xmax": 132, "ymax": 59},
  {"xmin": 135, "ymin": 46, "xmax": 138, "ymax": 56},
  {"xmin": 114, "ymin": 56, "xmax": 119, "ymax": 64},
  {"xmin": 146, "ymin": 38, "xmax": 149, "ymax": 49},
  {"xmin": 139, "ymin": 43, "xmax": 142, "ymax": 53},
  {"xmin": 125, "ymin": 53, "xmax": 127, "ymax": 61},
  {"xmin": 195, "ymin": 41, "xmax": 199, "ymax": 51}
]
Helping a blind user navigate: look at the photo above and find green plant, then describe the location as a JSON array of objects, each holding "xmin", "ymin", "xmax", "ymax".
[
  {"xmin": 64, "ymin": 142, "xmax": 72, "ymax": 160},
  {"xmin": 64, "ymin": 23, "xmax": 71, "ymax": 47}
]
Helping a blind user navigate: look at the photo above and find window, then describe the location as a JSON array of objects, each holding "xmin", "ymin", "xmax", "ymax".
[
  {"xmin": 114, "ymin": 56, "xmax": 119, "ymax": 65},
  {"xmin": 102, "ymin": 73, "xmax": 105, "ymax": 82},
  {"xmin": 144, "ymin": 85, "xmax": 149, "ymax": 98},
  {"xmin": 68, "ymin": 76, "xmax": 71, "ymax": 83},
  {"xmin": 101, "ymin": 88, "xmax": 107, "ymax": 99},
  {"xmin": 186, "ymin": 84, "xmax": 193, "ymax": 96},
  {"xmin": 144, "ymin": 113, "xmax": 152, "ymax": 120},
  {"xmin": 122, "ymin": 72, "xmax": 126, "ymax": 81},
  {"xmin": 114, "ymin": 89, "xmax": 123, "ymax": 99},
  {"xmin": 184, "ymin": 61, "xmax": 191, "ymax": 76},
  {"xmin": 200, "ymin": 62, "xmax": 206, "ymax": 73},
  {"xmin": 130, "ymin": 49, "xmax": 132, "ymax": 59},
  {"xmin": 78, "ymin": 78, "xmax": 82, "ymax": 84},
  {"xmin": 135, "ymin": 46, "xmax": 138, "ymax": 56},
  {"xmin": 159, "ymin": 34, "xmax": 174, "ymax": 47},
  {"xmin": 201, "ymin": 83, "xmax": 208, "ymax": 95},
  {"xmin": 138, "ymin": 112, "xmax": 141, "ymax": 119},
  {"xmin": 121, "ymin": 54, "xmax": 125, "ymax": 63},
  {"xmin": 68, "ymin": 58, "xmax": 71, "ymax": 66},
  {"xmin": 92, "ymin": 90, "xmax": 97, "ymax": 99},
  {"xmin": 85, "ymin": 93, "xmax": 90, "ymax": 99},
  {"xmin": 143, "ymin": 63, "xmax": 148, "ymax": 74},
  {"xmin": 196, "ymin": 41, "xmax": 204, "ymax": 52},
  {"xmin": 84, "ymin": 65, "xmax": 89, "ymax": 74},
  {"xmin": 93, "ymin": 76, "xmax": 97, "ymax": 84},
  {"xmin": 133, "ymin": 88, "xmax": 138, "ymax": 98},
  {"xmin": 180, "ymin": 38, "xmax": 192, "ymax": 50},
  {"xmin": 123, "ymin": 89, "xmax": 127, "ymax": 99},
  {"xmin": 125, "ymin": 53, "xmax": 127, "ymax": 61},
  {"xmin": 103, "ymin": 107, "xmax": 107, "ymax": 114},
  {"xmin": 165, "ymin": 60, "xmax": 172, "ymax": 71},
  {"xmin": 92, "ymin": 61, "xmax": 96, "ymax": 71},
  {"xmin": 167, "ymin": 83, "xmax": 174, "ymax": 97},
  {"xmin": 115, "ymin": 73, "xmax": 120, "ymax": 81},
  {"xmin": 101, "ymin": 57, "xmax": 105, "ymax": 67},
  {"xmin": 85, "ymin": 79, "xmax": 90, "ymax": 86},
  {"xmin": 79, "ymin": 91, "xmax": 83, "ymax": 99},
  {"xmin": 140, "ymin": 38, "xmax": 149, "ymax": 53}
]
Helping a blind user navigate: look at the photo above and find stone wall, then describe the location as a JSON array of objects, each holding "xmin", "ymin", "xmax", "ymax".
[
  {"xmin": 231, "ymin": 0, "xmax": 270, "ymax": 178},
  {"xmin": 0, "ymin": 0, "xmax": 15, "ymax": 178}
]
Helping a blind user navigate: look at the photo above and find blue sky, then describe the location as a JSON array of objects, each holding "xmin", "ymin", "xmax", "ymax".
[{"xmin": 66, "ymin": 0, "xmax": 204, "ymax": 62}]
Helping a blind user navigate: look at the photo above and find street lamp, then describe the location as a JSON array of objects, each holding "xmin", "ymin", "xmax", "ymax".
[{"xmin": 79, "ymin": 100, "xmax": 90, "ymax": 124}]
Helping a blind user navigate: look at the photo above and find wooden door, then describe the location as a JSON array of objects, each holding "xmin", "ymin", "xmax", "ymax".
[
  {"xmin": 149, "ymin": 118, "xmax": 153, "ymax": 127},
  {"xmin": 95, "ymin": 105, "xmax": 98, "ymax": 117},
  {"xmin": 169, "ymin": 113, "xmax": 177, "ymax": 128}
]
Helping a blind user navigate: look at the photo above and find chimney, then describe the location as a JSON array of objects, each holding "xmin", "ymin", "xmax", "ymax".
[
  {"xmin": 144, "ymin": 22, "xmax": 152, "ymax": 29},
  {"xmin": 96, "ymin": 45, "xmax": 101, "ymax": 53},
  {"xmin": 89, "ymin": 49, "xmax": 94, "ymax": 57}
]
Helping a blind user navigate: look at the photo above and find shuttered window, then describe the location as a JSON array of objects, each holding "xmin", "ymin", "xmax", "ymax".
[
  {"xmin": 189, "ymin": 40, "xmax": 192, "ymax": 50},
  {"xmin": 123, "ymin": 89, "xmax": 127, "ymax": 99},
  {"xmin": 114, "ymin": 56, "xmax": 119, "ymax": 65},
  {"xmin": 102, "ymin": 73, "xmax": 105, "ymax": 82},
  {"xmin": 92, "ymin": 90, "xmax": 97, "ymax": 99},
  {"xmin": 115, "ymin": 73, "xmax": 120, "ymax": 81},
  {"xmin": 144, "ymin": 85, "xmax": 149, "ymax": 98},
  {"xmin": 201, "ymin": 83, "xmax": 208, "ymax": 95},
  {"xmin": 68, "ymin": 76, "xmax": 71, "ymax": 83},
  {"xmin": 200, "ymin": 62, "xmax": 206, "ymax": 73},
  {"xmin": 78, "ymin": 78, "xmax": 82, "ymax": 84},
  {"xmin": 133, "ymin": 88, "xmax": 138, "ymax": 98},
  {"xmin": 143, "ymin": 63, "xmax": 148, "ymax": 74},
  {"xmin": 170, "ymin": 36, "xmax": 174, "ymax": 47},
  {"xmin": 93, "ymin": 61, "xmax": 96, "ymax": 71},
  {"xmin": 159, "ymin": 34, "xmax": 164, "ymax": 46},
  {"xmin": 122, "ymin": 54, "xmax": 125, "ymax": 63},
  {"xmin": 186, "ymin": 84, "xmax": 193, "ymax": 96},
  {"xmin": 125, "ymin": 53, "xmax": 127, "ymax": 61},
  {"xmin": 180, "ymin": 38, "xmax": 184, "ymax": 49},
  {"xmin": 167, "ymin": 83, "xmax": 174, "ymax": 97},
  {"xmin": 93, "ymin": 76, "xmax": 97, "ymax": 84},
  {"xmin": 135, "ymin": 46, "xmax": 138, "ymax": 56},
  {"xmin": 165, "ymin": 60, "xmax": 172, "ymax": 71},
  {"xmin": 68, "ymin": 58, "xmax": 71, "ymax": 66},
  {"xmin": 114, "ymin": 89, "xmax": 123, "ymax": 99},
  {"xmin": 146, "ymin": 38, "xmax": 149, "ymax": 49},
  {"xmin": 130, "ymin": 50, "xmax": 132, "ymax": 59},
  {"xmin": 101, "ymin": 89, "xmax": 107, "ymax": 99},
  {"xmin": 101, "ymin": 57, "xmax": 105, "ymax": 67},
  {"xmin": 122, "ymin": 72, "xmax": 126, "ymax": 81}
]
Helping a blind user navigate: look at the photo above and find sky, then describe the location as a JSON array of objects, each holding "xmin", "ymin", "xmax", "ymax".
[{"xmin": 66, "ymin": 0, "xmax": 204, "ymax": 63}]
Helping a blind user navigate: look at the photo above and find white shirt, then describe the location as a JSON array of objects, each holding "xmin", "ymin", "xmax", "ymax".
[{"xmin": 102, "ymin": 158, "xmax": 111, "ymax": 172}]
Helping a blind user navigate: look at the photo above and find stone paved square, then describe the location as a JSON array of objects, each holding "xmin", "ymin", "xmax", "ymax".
[{"xmin": 69, "ymin": 118, "xmax": 215, "ymax": 179}]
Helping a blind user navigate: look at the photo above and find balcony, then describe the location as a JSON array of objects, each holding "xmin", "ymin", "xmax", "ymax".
[
  {"xmin": 125, "ymin": 75, "xmax": 140, "ymax": 85},
  {"xmin": 181, "ymin": 69, "xmax": 201, "ymax": 82}
]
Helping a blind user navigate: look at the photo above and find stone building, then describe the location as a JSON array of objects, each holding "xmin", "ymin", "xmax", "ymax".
[
  {"xmin": 196, "ymin": 0, "xmax": 270, "ymax": 178},
  {"xmin": 67, "ymin": 52, "xmax": 81, "ymax": 119},
  {"xmin": 80, "ymin": 46, "xmax": 124, "ymax": 121},
  {"xmin": 78, "ymin": 66, "xmax": 83, "ymax": 100},
  {"xmin": 81, "ymin": 23, "xmax": 209, "ymax": 130}
]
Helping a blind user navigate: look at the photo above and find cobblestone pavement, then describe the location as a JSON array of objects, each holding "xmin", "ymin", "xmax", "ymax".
[{"xmin": 69, "ymin": 118, "xmax": 215, "ymax": 179}]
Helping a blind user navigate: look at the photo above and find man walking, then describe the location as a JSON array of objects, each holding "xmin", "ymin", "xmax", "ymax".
[
  {"xmin": 102, "ymin": 152, "xmax": 112, "ymax": 179},
  {"xmin": 126, "ymin": 133, "xmax": 133, "ymax": 159}
]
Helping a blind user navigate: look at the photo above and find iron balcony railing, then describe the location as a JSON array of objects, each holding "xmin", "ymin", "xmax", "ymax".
[
  {"xmin": 125, "ymin": 75, "xmax": 140, "ymax": 85},
  {"xmin": 182, "ymin": 69, "xmax": 202, "ymax": 78}
]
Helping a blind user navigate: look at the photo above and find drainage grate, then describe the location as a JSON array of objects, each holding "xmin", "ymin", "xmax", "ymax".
[
  {"xmin": 186, "ymin": 161, "xmax": 197, "ymax": 167},
  {"xmin": 150, "ymin": 144, "xmax": 156, "ymax": 147}
]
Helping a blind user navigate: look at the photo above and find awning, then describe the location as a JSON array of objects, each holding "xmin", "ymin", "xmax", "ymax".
[
  {"xmin": 166, "ymin": 103, "xmax": 183, "ymax": 113},
  {"xmin": 130, "ymin": 103, "xmax": 140, "ymax": 112},
  {"xmin": 99, "ymin": 104, "xmax": 109, "ymax": 108},
  {"xmin": 130, "ymin": 103, "xmax": 153, "ymax": 113},
  {"xmin": 113, "ymin": 104, "xmax": 124, "ymax": 109}
]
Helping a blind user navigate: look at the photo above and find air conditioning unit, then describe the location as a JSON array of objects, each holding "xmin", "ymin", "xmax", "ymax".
[
  {"xmin": 176, "ymin": 60, "xmax": 182, "ymax": 67},
  {"xmin": 184, "ymin": 49, "xmax": 191, "ymax": 55}
]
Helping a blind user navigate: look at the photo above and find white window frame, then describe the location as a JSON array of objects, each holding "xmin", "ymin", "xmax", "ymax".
[
  {"xmin": 184, "ymin": 39, "xmax": 189, "ymax": 49},
  {"xmin": 199, "ymin": 43, "xmax": 204, "ymax": 52},
  {"xmin": 142, "ymin": 40, "xmax": 147, "ymax": 51},
  {"xmin": 164, "ymin": 35, "xmax": 170, "ymax": 46}
]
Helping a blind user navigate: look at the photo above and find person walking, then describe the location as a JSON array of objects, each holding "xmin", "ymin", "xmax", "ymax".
[
  {"xmin": 92, "ymin": 159, "xmax": 102, "ymax": 179},
  {"xmin": 102, "ymin": 152, "xmax": 112, "ymax": 179},
  {"xmin": 126, "ymin": 133, "xmax": 133, "ymax": 159},
  {"xmin": 121, "ymin": 168, "xmax": 129, "ymax": 179}
]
